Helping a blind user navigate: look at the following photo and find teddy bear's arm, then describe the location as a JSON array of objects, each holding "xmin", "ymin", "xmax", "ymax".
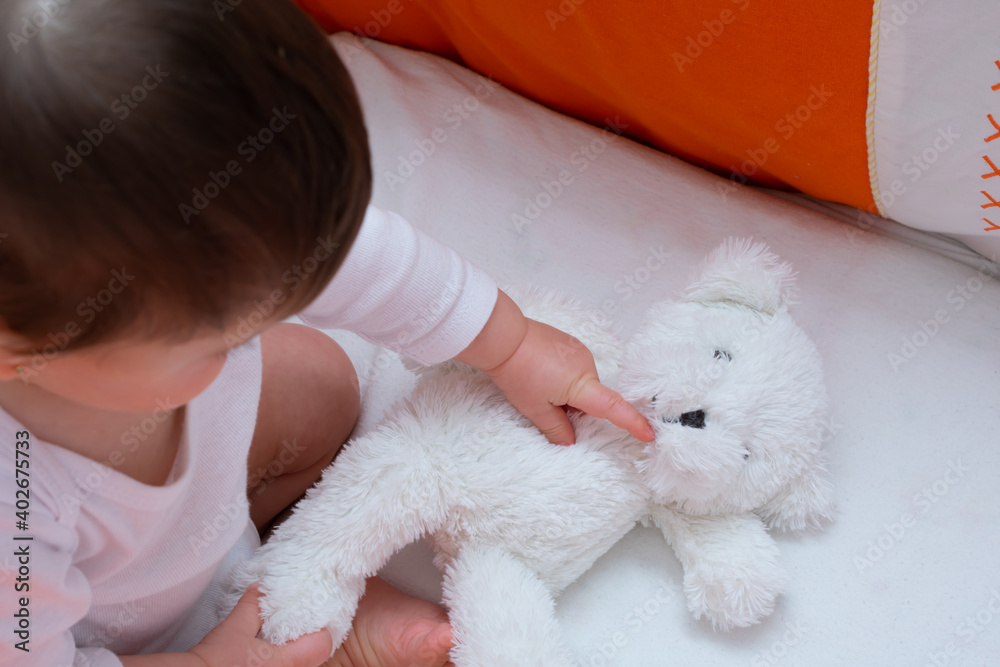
[{"xmin": 648, "ymin": 506, "xmax": 788, "ymax": 630}]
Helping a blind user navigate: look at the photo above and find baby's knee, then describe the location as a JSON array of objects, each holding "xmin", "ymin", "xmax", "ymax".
[{"xmin": 258, "ymin": 322, "xmax": 360, "ymax": 455}]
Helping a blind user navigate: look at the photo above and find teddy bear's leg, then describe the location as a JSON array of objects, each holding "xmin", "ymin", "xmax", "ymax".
[
  {"xmin": 441, "ymin": 543, "xmax": 575, "ymax": 667},
  {"xmin": 649, "ymin": 507, "xmax": 788, "ymax": 630},
  {"xmin": 228, "ymin": 429, "xmax": 453, "ymax": 647}
]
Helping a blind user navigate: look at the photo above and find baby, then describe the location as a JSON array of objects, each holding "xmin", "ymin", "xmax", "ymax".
[{"xmin": 0, "ymin": 0, "xmax": 653, "ymax": 665}]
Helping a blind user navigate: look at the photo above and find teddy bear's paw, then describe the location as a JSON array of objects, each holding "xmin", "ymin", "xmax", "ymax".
[
  {"xmin": 683, "ymin": 558, "xmax": 788, "ymax": 631},
  {"xmin": 253, "ymin": 572, "xmax": 364, "ymax": 647}
]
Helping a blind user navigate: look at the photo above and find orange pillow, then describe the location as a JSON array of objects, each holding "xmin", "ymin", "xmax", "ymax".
[{"xmin": 295, "ymin": 0, "xmax": 877, "ymax": 214}]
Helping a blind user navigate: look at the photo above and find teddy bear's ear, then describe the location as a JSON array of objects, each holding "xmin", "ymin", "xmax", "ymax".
[
  {"xmin": 683, "ymin": 238, "xmax": 797, "ymax": 315},
  {"xmin": 757, "ymin": 456, "xmax": 836, "ymax": 532}
]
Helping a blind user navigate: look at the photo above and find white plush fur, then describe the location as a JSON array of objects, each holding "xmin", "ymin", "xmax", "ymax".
[{"xmin": 227, "ymin": 239, "xmax": 835, "ymax": 663}]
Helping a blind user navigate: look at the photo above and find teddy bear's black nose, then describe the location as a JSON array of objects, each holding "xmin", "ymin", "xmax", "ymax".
[{"xmin": 679, "ymin": 409, "xmax": 706, "ymax": 429}]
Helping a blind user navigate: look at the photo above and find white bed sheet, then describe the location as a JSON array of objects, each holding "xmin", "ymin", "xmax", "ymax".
[{"xmin": 306, "ymin": 34, "xmax": 1000, "ymax": 666}]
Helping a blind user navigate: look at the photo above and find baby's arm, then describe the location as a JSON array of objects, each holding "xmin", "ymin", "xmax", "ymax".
[
  {"xmin": 455, "ymin": 289, "xmax": 654, "ymax": 445},
  {"xmin": 298, "ymin": 205, "xmax": 653, "ymax": 445},
  {"xmin": 0, "ymin": 470, "xmax": 100, "ymax": 666},
  {"xmin": 0, "ymin": 457, "xmax": 325, "ymax": 667}
]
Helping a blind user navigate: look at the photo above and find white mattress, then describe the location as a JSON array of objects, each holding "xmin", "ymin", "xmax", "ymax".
[{"xmin": 303, "ymin": 34, "xmax": 1000, "ymax": 666}]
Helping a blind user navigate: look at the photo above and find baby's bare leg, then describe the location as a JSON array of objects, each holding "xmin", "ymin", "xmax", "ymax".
[{"xmin": 247, "ymin": 322, "xmax": 361, "ymax": 534}]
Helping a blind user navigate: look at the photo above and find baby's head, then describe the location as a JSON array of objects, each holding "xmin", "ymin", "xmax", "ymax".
[{"xmin": 0, "ymin": 0, "xmax": 370, "ymax": 409}]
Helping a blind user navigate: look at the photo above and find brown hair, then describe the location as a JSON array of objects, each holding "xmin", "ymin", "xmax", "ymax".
[{"xmin": 0, "ymin": 0, "xmax": 371, "ymax": 354}]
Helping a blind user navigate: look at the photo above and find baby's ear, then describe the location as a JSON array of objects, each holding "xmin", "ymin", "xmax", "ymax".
[
  {"xmin": 757, "ymin": 456, "xmax": 836, "ymax": 532},
  {"xmin": 683, "ymin": 238, "xmax": 796, "ymax": 315}
]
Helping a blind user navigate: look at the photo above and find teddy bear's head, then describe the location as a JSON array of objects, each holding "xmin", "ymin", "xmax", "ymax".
[{"xmin": 618, "ymin": 239, "xmax": 834, "ymax": 531}]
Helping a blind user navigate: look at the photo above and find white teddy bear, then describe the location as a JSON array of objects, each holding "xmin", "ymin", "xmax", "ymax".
[{"xmin": 229, "ymin": 238, "xmax": 835, "ymax": 666}]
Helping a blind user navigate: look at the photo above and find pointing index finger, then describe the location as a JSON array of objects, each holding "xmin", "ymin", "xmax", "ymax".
[{"xmin": 570, "ymin": 377, "xmax": 655, "ymax": 442}]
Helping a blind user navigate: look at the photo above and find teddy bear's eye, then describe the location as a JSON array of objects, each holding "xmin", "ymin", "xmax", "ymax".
[{"xmin": 714, "ymin": 349, "xmax": 733, "ymax": 362}]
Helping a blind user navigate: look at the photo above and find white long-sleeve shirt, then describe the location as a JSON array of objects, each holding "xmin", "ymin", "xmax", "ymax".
[{"xmin": 0, "ymin": 206, "xmax": 497, "ymax": 666}]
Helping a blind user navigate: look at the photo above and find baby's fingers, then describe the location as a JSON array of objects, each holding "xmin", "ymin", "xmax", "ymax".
[
  {"xmin": 198, "ymin": 585, "xmax": 332, "ymax": 667},
  {"xmin": 524, "ymin": 401, "xmax": 576, "ymax": 446},
  {"xmin": 274, "ymin": 628, "xmax": 334, "ymax": 667},
  {"xmin": 570, "ymin": 378, "xmax": 655, "ymax": 442},
  {"xmin": 239, "ymin": 586, "xmax": 333, "ymax": 667},
  {"xmin": 221, "ymin": 585, "xmax": 268, "ymax": 637}
]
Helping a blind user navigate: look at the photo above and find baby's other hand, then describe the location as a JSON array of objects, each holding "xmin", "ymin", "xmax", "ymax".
[{"xmin": 188, "ymin": 585, "xmax": 332, "ymax": 667}]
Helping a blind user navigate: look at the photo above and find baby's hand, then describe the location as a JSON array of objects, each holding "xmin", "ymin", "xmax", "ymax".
[
  {"xmin": 457, "ymin": 290, "xmax": 654, "ymax": 446},
  {"xmin": 485, "ymin": 318, "xmax": 654, "ymax": 445},
  {"xmin": 187, "ymin": 585, "xmax": 331, "ymax": 667}
]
